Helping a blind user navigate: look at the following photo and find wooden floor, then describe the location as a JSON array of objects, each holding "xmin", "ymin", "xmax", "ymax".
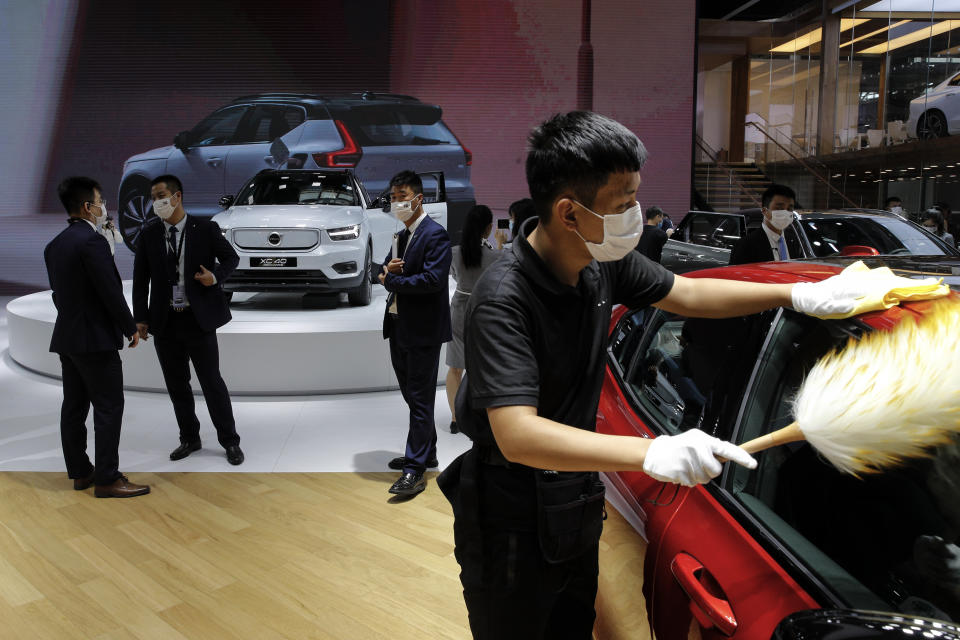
[{"xmin": 0, "ymin": 471, "xmax": 649, "ymax": 639}]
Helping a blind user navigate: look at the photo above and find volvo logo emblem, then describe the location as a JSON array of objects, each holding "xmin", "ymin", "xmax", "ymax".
[{"xmin": 268, "ymin": 232, "xmax": 282, "ymax": 246}]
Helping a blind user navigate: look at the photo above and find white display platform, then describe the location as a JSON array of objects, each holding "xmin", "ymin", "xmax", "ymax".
[{"xmin": 7, "ymin": 281, "xmax": 450, "ymax": 395}]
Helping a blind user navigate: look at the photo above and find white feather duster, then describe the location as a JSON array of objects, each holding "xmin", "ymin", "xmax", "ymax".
[{"xmin": 741, "ymin": 296, "xmax": 960, "ymax": 476}]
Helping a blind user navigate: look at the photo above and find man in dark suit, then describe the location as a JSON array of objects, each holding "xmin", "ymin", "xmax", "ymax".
[
  {"xmin": 635, "ymin": 205, "xmax": 668, "ymax": 263},
  {"xmin": 729, "ymin": 184, "xmax": 797, "ymax": 265},
  {"xmin": 378, "ymin": 170, "xmax": 453, "ymax": 497},
  {"xmin": 45, "ymin": 177, "xmax": 150, "ymax": 498},
  {"xmin": 132, "ymin": 174, "xmax": 244, "ymax": 465}
]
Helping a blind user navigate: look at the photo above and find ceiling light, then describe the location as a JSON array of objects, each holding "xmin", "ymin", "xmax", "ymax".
[
  {"xmin": 772, "ymin": 18, "xmax": 868, "ymax": 53},
  {"xmin": 841, "ymin": 20, "xmax": 910, "ymax": 49},
  {"xmin": 860, "ymin": 21, "xmax": 960, "ymax": 55}
]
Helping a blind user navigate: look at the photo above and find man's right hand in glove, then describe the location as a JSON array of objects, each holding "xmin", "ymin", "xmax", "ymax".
[{"xmin": 643, "ymin": 429, "xmax": 757, "ymax": 486}]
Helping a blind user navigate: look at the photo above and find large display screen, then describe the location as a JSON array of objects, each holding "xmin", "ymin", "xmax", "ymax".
[{"xmin": 0, "ymin": 0, "xmax": 695, "ymax": 296}]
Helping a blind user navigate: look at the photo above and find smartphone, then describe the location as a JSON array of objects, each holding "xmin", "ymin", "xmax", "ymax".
[{"xmin": 497, "ymin": 218, "xmax": 511, "ymax": 230}]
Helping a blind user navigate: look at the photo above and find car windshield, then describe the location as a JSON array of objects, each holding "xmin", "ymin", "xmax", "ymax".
[
  {"xmin": 235, "ymin": 173, "xmax": 358, "ymax": 206},
  {"xmin": 799, "ymin": 216, "xmax": 951, "ymax": 257}
]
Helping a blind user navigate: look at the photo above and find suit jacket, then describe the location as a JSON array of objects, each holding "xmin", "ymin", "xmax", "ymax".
[
  {"xmin": 132, "ymin": 215, "xmax": 239, "ymax": 336},
  {"xmin": 44, "ymin": 218, "xmax": 136, "ymax": 354},
  {"xmin": 381, "ymin": 215, "xmax": 453, "ymax": 347},
  {"xmin": 729, "ymin": 228, "xmax": 775, "ymax": 265}
]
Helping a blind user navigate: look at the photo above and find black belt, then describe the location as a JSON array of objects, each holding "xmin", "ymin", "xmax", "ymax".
[{"xmin": 169, "ymin": 304, "xmax": 191, "ymax": 313}]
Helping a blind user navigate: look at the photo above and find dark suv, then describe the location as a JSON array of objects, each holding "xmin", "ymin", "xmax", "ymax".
[{"xmin": 117, "ymin": 92, "xmax": 474, "ymax": 250}]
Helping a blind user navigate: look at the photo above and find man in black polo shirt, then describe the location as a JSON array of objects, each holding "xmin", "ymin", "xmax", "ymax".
[{"xmin": 438, "ymin": 111, "xmax": 875, "ymax": 639}]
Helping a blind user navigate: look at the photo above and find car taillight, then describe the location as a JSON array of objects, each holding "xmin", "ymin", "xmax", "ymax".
[
  {"xmin": 313, "ymin": 120, "xmax": 363, "ymax": 168},
  {"xmin": 452, "ymin": 131, "xmax": 472, "ymax": 166}
]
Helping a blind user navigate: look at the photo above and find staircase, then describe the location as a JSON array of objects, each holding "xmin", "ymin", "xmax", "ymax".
[{"xmin": 694, "ymin": 162, "xmax": 769, "ymax": 213}]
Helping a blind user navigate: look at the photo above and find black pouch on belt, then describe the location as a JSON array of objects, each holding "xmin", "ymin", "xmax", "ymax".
[{"xmin": 535, "ymin": 471, "xmax": 607, "ymax": 564}]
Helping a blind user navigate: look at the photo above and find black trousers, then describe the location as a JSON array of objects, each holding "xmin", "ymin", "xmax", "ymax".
[
  {"xmin": 153, "ymin": 308, "xmax": 239, "ymax": 448},
  {"xmin": 59, "ymin": 351, "xmax": 124, "ymax": 486},
  {"xmin": 388, "ymin": 336, "xmax": 441, "ymax": 474},
  {"xmin": 455, "ymin": 524, "xmax": 599, "ymax": 639}
]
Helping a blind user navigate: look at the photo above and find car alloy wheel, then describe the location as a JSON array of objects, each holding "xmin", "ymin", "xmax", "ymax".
[
  {"xmin": 919, "ymin": 110, "xmax": 949, "ymax": 139},
  {"xmin": 117, "ymin": 181, "xmax": 155, "ymax": 251}
]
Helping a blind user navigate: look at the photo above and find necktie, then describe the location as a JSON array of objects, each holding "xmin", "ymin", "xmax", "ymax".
[
  {"xmin": 397, "ymin": 228, "xmax": 410, "ymax": 259},
  {"xmin": 777, "ymin": 235, "xmax": 788, "ymax": 261},
  {"xmin": 167, "ymin": 226, "xmax": 179, "ymax": 283}
]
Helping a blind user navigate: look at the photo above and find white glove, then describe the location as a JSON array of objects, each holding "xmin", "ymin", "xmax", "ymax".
[
  {"xmin": 642, "ymin": 429, "xmax": 757, "ymax": 487},
  {"xmin": 790, "ymin": 276, "xmax": 872, "ymax": 319}
]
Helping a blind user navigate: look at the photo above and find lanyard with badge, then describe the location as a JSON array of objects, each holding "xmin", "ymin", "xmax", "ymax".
[{"xmin": 168, "ymin": 225, "xmax": 187, "ymax": 309}]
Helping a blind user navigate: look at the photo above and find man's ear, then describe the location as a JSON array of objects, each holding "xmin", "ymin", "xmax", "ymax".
[{"xmin": 555, "ymin": 197, "xmax": 578, "ymax": 231}]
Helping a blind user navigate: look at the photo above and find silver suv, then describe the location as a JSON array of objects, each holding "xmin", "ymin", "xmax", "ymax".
[{"xmin": 117, "ymin": 92, "xmax": 474, "ymax": 250}]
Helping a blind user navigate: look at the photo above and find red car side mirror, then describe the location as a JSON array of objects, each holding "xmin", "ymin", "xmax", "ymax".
[{"xmin": 839, "ymin": 245, "xmax": 879, "ymax": 256}]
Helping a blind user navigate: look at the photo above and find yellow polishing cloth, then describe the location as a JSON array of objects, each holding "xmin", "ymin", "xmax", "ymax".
[{"xmin": 825, "ymin": 260, "xmax": 950, "ymax": 319}]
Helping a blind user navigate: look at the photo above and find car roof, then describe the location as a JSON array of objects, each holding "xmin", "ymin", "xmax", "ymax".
[
  {"xmin": 681, "ymin": 256, "xmax": 960, "ymax": 329},
  {"xmin": 230, "ymin": 91, "xmax": 424, "ymax": 107},
  {"xmin": 687, "ymin": 208, "xmax": 901, "ymax": 221}
]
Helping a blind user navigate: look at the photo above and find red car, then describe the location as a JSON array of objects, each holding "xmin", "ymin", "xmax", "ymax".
[{"xmin": 597, "ymin": 257, "xmax": 960, "ymax": 640}]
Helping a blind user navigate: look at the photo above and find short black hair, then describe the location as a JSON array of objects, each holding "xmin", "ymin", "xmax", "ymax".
[
  {"xmin": 885, "ymin": 196, "xmax": 902, "ymax": 207},
  {"xmin": 923, "ymin": 210, "xmax": 944, "ymax": 225},
  {"xmin": 761, "ymin": 184, "xmax": 796, "ymax": 209},
  {"xmin": 151, "ymin": 174, "xmax": 183, "ymax": 196},
  {"xmin": 57, "ymin": 176, "xmax": 101, "ymax": 216},
  {"xmin": 526, "ymin": 111, "xmax": 647, "ymax": 223},
  {"xmin": 388, "ymin": 170, "xmax": 423, "ymax": 195},
  {"xmin": 509, "ymin": 197, "xmax": 537, "ymax": 238},
  {"xmin": 645, "ymin": 205, "xmax": 663, "ymax": 221}
]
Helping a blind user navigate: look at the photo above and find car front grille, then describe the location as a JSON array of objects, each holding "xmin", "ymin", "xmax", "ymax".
[
  {"xmin": 226, "ymin": 269, "xmax": 329, "ymax": 286},
  {"xmin": 232, "ymin": 228, "xmax": 320, "ymax": 250}
]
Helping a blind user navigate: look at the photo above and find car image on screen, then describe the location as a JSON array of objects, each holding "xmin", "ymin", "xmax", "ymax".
[{"xmin": 117, "ymin": 92, "xmax": 474, "ymax": 251}]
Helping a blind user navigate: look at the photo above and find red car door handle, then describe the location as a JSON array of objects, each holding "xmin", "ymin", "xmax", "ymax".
[{"xmin": 671, "ymin": 553, "xmax": 738, "ymax": 636}]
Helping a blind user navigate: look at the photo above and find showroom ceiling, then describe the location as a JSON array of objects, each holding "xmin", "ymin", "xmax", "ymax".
[{"xmin": 699, "ymin": 0, "xmax": 821, "ymax": 22}]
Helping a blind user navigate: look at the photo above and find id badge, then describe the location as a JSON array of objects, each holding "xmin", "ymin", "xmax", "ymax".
[{"xmin": 172, "ymin": 284, "xmax": 187, "ymax": 309}]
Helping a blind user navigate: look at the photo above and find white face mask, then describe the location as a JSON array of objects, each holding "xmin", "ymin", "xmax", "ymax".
[
  {"xmin": 890, "ymin": 206, "xmax": 904, "ymax": 215},
  {"xmin": 390, "ymin": 195, "xmax": 420, "ymax": 223},
  {"xmin": 572, "ymin": 200, "xmax": 644, "ymax": 262},
  {"xmin": 91, "ymin": 202, "xmax": 107, "ymax": 227},
  {"xmin": 153, "ymin": 196, "xmax": 177, "ymax": 220},
  {"xmin": 768, "ymin": 209, "xmax": 795, "ymax": 231}
]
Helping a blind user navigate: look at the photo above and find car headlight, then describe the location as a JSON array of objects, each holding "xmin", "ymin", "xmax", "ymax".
[
  {"xmin": 327, "ymin": 224, "xmax": 361, "ymax": 240},
  {"xmin": 217, "ymin": 224, "xmax": 229, "ymax": 237}
]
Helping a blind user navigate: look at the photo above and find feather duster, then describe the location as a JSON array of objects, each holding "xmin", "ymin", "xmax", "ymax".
[{"xmin": 740, "ymin": 295, "xmax": 960, "ymax": 476}]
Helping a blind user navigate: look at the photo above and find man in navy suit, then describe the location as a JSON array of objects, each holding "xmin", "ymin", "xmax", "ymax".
[
  {"xmin": 45, "ymin": 177, "xmax": 150, "ymax": 498},
  {"xmin": 729, "ymin": 184, "xmax": 797, "ymax": 265},
  {"xmin": 379, "ymin": 170, "xmax": 453, "ymax": 497},
  {"xmin": 132, "ymin": 175, "xmax": 244, "ymax": 465}
]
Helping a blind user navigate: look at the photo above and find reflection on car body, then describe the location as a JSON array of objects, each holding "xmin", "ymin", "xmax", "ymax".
[
  {"xmin": 598, "ymin": 257, "xmax": 960, "ymax": 639},
  {"xmin": 661, "ymin": 208, "xmax": 958, "ymax": 274}
]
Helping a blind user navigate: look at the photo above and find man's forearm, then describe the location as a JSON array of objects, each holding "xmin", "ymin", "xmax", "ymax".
[
  {"xmin": 656, "ymin": 275, "xmax": 793, "ymax": 319},
  {"xmin": 489, "ymin": 406, "xmax": 650, "ymax": 471}
]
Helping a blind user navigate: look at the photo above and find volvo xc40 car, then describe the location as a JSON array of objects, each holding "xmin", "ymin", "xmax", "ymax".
[
  {"xmin": 210, "ymin": 169, "xmax": 448, "ymax": 306},
  {"xmin": 598, "ymin": 256, "xmax": 960, "ymax": 640},
  {"xmin": 118, "ymin": 92, "xmax": 474, "ymax": 251},
  {"xmin": 907, "ymin": 71, "xmax": 960, "ymax": 139},
  {"xmin": 661, "ymin": 208, "xmax": 958, "ymax": 274}
]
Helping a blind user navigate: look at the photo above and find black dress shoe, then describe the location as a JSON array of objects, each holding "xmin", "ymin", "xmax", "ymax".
[
  {"xmin": 450, "ymin": 421, "xmax": 459, "ymax": 434},
  {"xmin": 389, "ymin": 472, "xmax": 425, "ymax": 496},
  {"xmin": 73, "ymin": 472, "xmax": 95, "ymax": 491},
  {"xmin": 388, "ymin": 456, "xmax": 439, "ymax": 470},
  {"xmin": 170, "ymin": 441, "xmax": 201, "ymax": 461},
  {"xmin": 226, "ymin": 445, "xmax": 244, "ymax": 466}
]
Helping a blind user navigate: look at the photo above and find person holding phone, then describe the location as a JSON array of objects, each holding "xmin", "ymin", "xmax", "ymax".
[
  {"xmin": 445, "ymin": 204, "xmax": 501, "ymax": 434},
  {"xmin": 45, "ymin": 177, "xmax": 149, "ymax": 498}
]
